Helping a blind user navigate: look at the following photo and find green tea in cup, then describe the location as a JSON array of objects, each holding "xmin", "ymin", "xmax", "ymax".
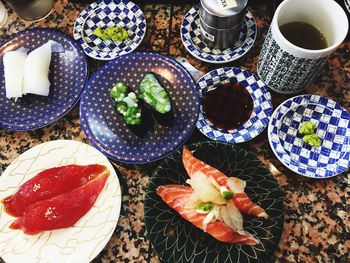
[
  {"xmin": 279, "ymin": 22, "xmax": 328, "ymax": 50},
  {"xmin": 257, "ymin": 0, "xmax": 348, "ymax": 94}
]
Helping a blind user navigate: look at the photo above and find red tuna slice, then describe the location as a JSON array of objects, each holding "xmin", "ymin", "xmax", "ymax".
[
  {"xmin": 2, "ymin": 164, "xmax": 108, "ymax": 217},
  {"xmin": 182, "ymin": 147, "xmax": 268, "ymax": 219},
  {"xmin": 156, "ymin": 185, "xmax": 258, "ymax": 245},
  {"xmin": 9, "ymin": 171, "xmax": 109, "ymax": 235}
]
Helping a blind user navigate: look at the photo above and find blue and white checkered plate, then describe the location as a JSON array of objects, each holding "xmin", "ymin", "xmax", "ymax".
[
  {"xmin": 197, "ymin": 67, "xmax": 273, "ymax": 143},
  {"xmin": 74, "ymin": 0, "xmax": 146, "ymax": 60},
  {"xmin": 268, "ymin": 95, "xmax": 350, "ymax": 178},
  {"xmin": 181, "ymin": 5, "xmax": 257, "ymax": 64}
]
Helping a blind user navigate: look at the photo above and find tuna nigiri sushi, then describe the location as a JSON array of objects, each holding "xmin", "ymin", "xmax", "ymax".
[
  {"xmin": 2, "ymin": 164, "xmax": 109, "ymax": 217},
  {"xmin": 10, "ymin": 171, "xmax": 109, "ymax": 235},
  {"xmin": 182, "ymin": 147, "xmax": 268, "ymax": 219},
  {"xmin": 157, "ymin": 185, "xmax": 258, "ymax": 245}
]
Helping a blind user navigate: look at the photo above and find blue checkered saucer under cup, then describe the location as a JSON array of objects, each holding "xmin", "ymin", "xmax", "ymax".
[
  {"xmin": 268, "ymin": 94, "xmax": 350, "ymax": 178},
  {"xmin": 181, "ymin": 4, "xmax": 257, "ymax": 64},
  {"xmin": 74, "ymin": 0, "xmax": 146, "ymax": 60},
  {"xmin": 196, "ymin": 67, "xmax": 273, "ymax": 144}
]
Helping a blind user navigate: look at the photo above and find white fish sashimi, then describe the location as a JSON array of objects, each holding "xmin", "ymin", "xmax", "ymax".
[
  {"xmin": 3, "ymin": 48, "xmax": 27, "ymax": 100},
  {"xmin": 23, "ymin": 41, "xmax": 52, "ymax": 96}
]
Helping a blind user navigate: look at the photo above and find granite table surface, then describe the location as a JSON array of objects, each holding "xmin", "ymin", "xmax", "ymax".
[{"xmin": 0, "ymin": 1, "xmax": 349, "ymax": 263}]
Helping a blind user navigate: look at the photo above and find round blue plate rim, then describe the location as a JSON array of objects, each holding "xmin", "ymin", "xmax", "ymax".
[
  {"xmin": 79, "ymin": 51, "xmax": 200, "ymax": 164},
  {"xmin": 73, "ymin": 0, "xmax": 146, "ymax": 61},
  {"xmin": 196, "ymin": 67, "xmax": 273, "ymax": 144},
  {"xmin": 0, "ymin": 28, "xmax": 89, "ymax": 131},
  {"xmin": 180, "ymin": 4, "xmax": 257, "ymax": 64},
  {"xmin": 268, "ymin": 94, "xmax": 350, "ymax": 178}
]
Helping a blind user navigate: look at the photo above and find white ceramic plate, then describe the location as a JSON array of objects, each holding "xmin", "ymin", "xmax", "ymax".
[{"xmin": 0, "ymin": 140, "xmax": 121, "ymax": 263}]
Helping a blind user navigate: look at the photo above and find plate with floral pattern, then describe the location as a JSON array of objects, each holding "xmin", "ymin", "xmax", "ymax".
[
  {"xmin": 80, "ymin": 52, "xmax": 200, "ymax": 164},
  {"xmin": 0, "ymin": 28, "xmax": 88, "ymax": 131},
  {"xmin": 144, "ymin": 141, "xmax": 284, "ymax": 263}
]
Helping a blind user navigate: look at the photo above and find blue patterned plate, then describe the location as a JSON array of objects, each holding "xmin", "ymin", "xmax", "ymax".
[
  {"xmin": 80, "ymin": 52, "xmax": 200, "ymax": 164},
  {"xmin": 74, "ymin": 0, "xmax": 146, "ymax": 60},
  {"xmin": 197, "ymin": 67, "xmax": 273, "ymax": 144},
  {"xmin": 268, "ymin": 95, "xmax": 350, "ymax": 178},
  {"xmin": 145, "ymin": 141, "xmax": 284, "ymax": 263},
  {"xmin": 181, "ymin": 5, "xmax": 257, "ymax": 64},
  {"xmin": 0, "ymin": 28, "xmax": 88, "ymax": 131}
]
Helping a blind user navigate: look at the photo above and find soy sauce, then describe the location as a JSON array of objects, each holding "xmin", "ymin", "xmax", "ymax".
[{"xmin": 202, "ymin": 83, "xmax": 253, "ymax": 130}]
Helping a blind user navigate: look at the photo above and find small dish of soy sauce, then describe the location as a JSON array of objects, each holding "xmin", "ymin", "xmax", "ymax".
[
  {"xmin": 196, "ymin": 67, "xmax": 274, "ymax": 144},
  {"xmin": 202, "ymin": 82, "xmax": 254, "ymax": 130}
]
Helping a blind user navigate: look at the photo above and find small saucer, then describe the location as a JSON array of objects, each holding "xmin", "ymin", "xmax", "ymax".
[
  {"xmin": 268, "ymin": 95, "xmax": 350, "ymax": 178},
  {"xmin": 181, "ymin": 5, "xmax": 257, "ymax": 64},
  {"xmin": 196, "ymin": 67, "xmax": 273, "ymax": 144},
  {"xmin": 74, "ymin": 0, "xmax": 146, "ymax": 60}
]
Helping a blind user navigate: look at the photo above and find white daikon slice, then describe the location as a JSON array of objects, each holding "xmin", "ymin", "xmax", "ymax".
[
  {"xmin": 219, "ymin": 202, "xmax": 244, "ymax": 233},
  {"xmin": 219, "ymin": 206, "xmax": 232, "ymax": 228},
  {"xmin": 226, "ymin": 201, "xmax": 244, "ymax": 233},
  {"xmin": 209, "ymin": 176, "xmax": 221, "ymax": 190},
  {"xmin": 186, "ymin": 171, "xmax": 226, "ymax": 205},
  {"xmin": 203, "ymin": 210, "xmax": 216, "ymax": 229}
]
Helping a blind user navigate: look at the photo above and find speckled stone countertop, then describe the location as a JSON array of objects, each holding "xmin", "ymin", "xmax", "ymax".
[{"xmin": 0, "ymin": 1, "xmax": 349, "ymax": 262}]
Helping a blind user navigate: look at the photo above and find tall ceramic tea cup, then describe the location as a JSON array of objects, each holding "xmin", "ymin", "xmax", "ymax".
[{"xmin": 257, "ymin": 0, "xmax": 348, "ymax": 94}]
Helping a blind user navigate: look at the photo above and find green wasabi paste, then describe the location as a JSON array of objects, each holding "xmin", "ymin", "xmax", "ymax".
[
  {"xmin": 93, "ymin": 26, "xmax": 129, "ymax": 42},
  {"xmin": 299, "ymin": 121, "xmax": 316, "ymax": 135},
  {"xmin": 303, "ymin": 133, "xmax": 321, "ymax": 147},
  {"xmin": 299, "ymin": 121, "xmax": 321, "ymax": 147}
]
